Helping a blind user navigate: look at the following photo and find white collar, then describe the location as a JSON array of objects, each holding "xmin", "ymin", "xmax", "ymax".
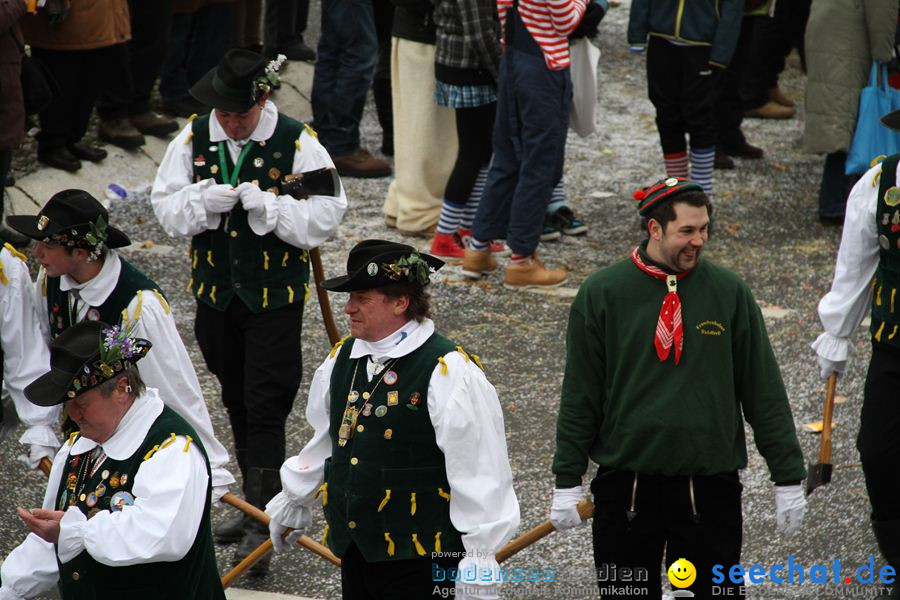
[
  {"xmin": 69, "ymin": 389, "xmax": 164, "ymax": 460},
  {"xmin": 58, "ymin": 252, "xmax": 121, "ymax": 307},
  {"xmin": 349, "ymin": 319, "xmax": 434, "ymax": 362},
  {"xmin": 209, "ymin": 100, "xmax": 279, "ymax": 144}
]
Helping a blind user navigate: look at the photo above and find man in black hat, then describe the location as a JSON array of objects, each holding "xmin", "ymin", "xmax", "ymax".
[
  {"xmin": 265, "ymin": 240, "xmax": 519, "ymax": 599},
  {"xmin": 6, "ymin": 189, "xmax": 235, "ymax": 503},
  {"xmin": 812, "ymin": 110, "xmax": 900, "ymax": 596},
  {"xmin": 150, "ymin": 48, "xmax": 347, "ymax": 571},
  {"xmin": 0, "ymin": 320, "xmax": 226, "ymax": 599}
]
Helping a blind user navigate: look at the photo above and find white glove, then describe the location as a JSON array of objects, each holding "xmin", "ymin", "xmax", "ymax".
[
  {"xmin": 455, "ymin": 581, "xmax": 500, "ymax": 600},
  {"xmin": 202, "ymin": 183, "xmax": 240, "ymax": 213},
  {"xmin": 235, "ymin": 181, "xmax": 269, "ymax": 213},
  {"xmin": 211, "ymin": 484, "xmax": 229, "ymax": 506},
  {"xmin": 817, "ymin": 354, "xmax": 846, "ymax": 380},
  {"xmin": 774, "ymin": 484, "xmax": 807, "ymax": 538},
  {"xmin": 17, "ymin": 444, "xmax": 56, "ymax": 470},
  {"xmin": 268, "ymin": 520, "xmax": 303, "ymax": 554},
  {"xmin": 550, "ymin": 487, "xmax": 586, "ymax": 531}
]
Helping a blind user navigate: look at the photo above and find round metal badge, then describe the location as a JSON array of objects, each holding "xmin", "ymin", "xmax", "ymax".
[{"xmin": 109, "ymin": 491, "xmax": 135, "ymax": 512}]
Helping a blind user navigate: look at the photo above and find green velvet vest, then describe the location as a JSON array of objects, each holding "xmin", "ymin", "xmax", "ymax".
[
  {"xmin": 871, "ymin": 153, "xmax": 900, "ymax": 348},
  {"xmin": 45, "ymin": 258, "xmax": 163, "ymax": 338},
  {"xmin": 189, "ymin": 113, "xmax": 311, "ymax": 314},
  {"xmin": 54, "ymin": 406, "xmax": 224, "ymax": 600},
  {"xmin": 322, "ymin": 333, "xmax": 465, "ymax": 562}
]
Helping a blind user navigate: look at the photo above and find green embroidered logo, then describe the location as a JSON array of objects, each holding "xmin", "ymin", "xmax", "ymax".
[{"xmin": 696, "ymin": 321, "xmax": 725, "ymax": 336}]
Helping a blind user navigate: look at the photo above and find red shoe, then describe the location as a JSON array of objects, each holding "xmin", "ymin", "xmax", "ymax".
[
  {"xmin": 457, "ymin": 228, "xmax": 510, "ymax": 256},
  {"xmin": 430, "ymin": 231, "xmax": 465, "ymax": 260}
]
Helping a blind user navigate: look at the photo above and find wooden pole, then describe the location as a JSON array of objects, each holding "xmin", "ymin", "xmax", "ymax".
[
  {"xmin": 310, "ymin": 247, "xmax": 340, "ymax": 346},
  {"xmin": 496, "ymin": 498, "xmax": 594, "ymax": 564}
]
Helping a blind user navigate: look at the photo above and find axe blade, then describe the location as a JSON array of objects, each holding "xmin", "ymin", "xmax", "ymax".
[{"xmin": 805, "ymin": 462, "xmax": 833, "ymax": 496}]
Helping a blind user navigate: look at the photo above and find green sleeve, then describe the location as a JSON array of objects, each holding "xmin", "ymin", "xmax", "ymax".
[
  {"xmin": 733, "ymin": 285, "xmax": 806, "ymax": 483},
  {"xmin": 553, "ymin": 283, "xmax": 606, "ymax": 488}
]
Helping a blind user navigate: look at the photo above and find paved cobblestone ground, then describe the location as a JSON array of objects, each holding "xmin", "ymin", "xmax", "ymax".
[{"xmin": 0, "ymin": 2, "xmax": 887, "ymax": 598}]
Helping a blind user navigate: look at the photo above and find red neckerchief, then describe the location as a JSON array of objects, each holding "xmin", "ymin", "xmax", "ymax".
[{"xmin": 630, "ymin": 247, "xmax": 691, "ymax": 365}]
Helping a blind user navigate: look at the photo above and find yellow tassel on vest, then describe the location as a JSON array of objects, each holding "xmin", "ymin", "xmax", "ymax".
[
  {"xmin": 455, "ymin": 346, "xmax": 470, "ymax": 362},
  {"xmin": 330, "ymin": 334, "xmax": 351, "ymax": 358},
  {"xmin": 192, "ymin": 250, "xmax": 198, "ymax": 268},
  {"xmin": 437, "ymin": 487, "xmax": 451, "ymax": 501},
  {"xmin": 889, "ymin": 325, "xmax": 899, "ymax": 340},
  {"xmin": 120, "ymin": 308, "xmax": 130, "ymax": 326},
  {"xmin": 321, "ymin": 525, "xmax": 329, "ymax": 546},
  {"xmin": 41, "ymin": 272, "xmax": 47, "ymax": 297},
  {"xmin": 378, "ymin": 489, "xmax": 392, "ymax": 512},
  {"xmin": 876, "ymin": 286, "xmax": 883, "ymax": 306},
  {"xmin": 412, "ymin": 533, "xmax": 426, "ymax": 556},
  {"xmin": 183, "ymin": 435, "xmax": 193, "ymax": 452},
  {"xmin": 300, "ymin": 249, "xmax": 309, "ymax": 262},
  {"xmin": 133, "ymin": 290, "xmax": 145, "ymax": 320},
  {"xmin": 304, "ymin": 283, "xmax": 310, "ymax": 304},
  {"xmin": 287, "ymin": 285, "xmax": 294, "ymax": 303},
  {"xmin": 471, "ymin": 353, "xmax": 485, "ymax": 371},
  {"xmin": 188, "ymin": 113, "xmax": 198, "ymax": 123},
  {"xmin": 197, "ymin": 282, "xmax": 205, "ymax": 298},
  {"xmin": 153, "ymin": 289, "xmax": 171, "ymax": 314},
  {"xmin": 316, "ymin": 482, "xmax": 329, "ymax": 506},
  {"xmin": 67, "ymin": 431, "xmax": 79, "ymax": 447},
  {"xmin": 144, "ymin": 444, "xmax": 160, "ymax": 461},
  {"xmin": 437, "ymin": 357, "xmax": 448, "ymax": 375},
  {"xmin": 410, "ymin": 492, "xmax": 417, "ymax": 516},
  {"xmin": 892, "ymin": 289, "xmax": 897, "ymax": 313},
  {"xmin": 186, "ymin": 278, "xmax": 194, "ymax": 292},
  {"xmin": 263, "ymin": 251, "xmax": 270, "ymax": 270},
  {"xmin": 295, "ymin": 139, "xmax": 302, "ymax": 152},
  {"xmin": 875, "ymin": 321, "xmax": 886, "ymax": 342},
  {"xmin": 262, "ymin": 288, "xmax": 269, "ymax": 308},
  {"xmin": 282, "ymin": 251, "xmax": 289, "ymax": 267},
  {"xmin": 184, "ymin": 132, "xmax": 193, "ymax": 144},
  {"xmin": 209, "ymin": 285, "xmax": 217, "ymax": 304},
  {"xmin": 0, "ymin": 263, "xmax": 8, "ymax": 286},
  {"xmin": 206, "ymin": 251, "xmax": 214, "ymax": 267},
  {"xmin": 303, "ymin": 123, "xmax": 318, "ymax": 138},
  {"xmin": 384, "ymin": 533, "xmax": 395, "ymax": 557},
  {"xmin": 434, "ymin": 532, "xmax": 442, "ymax": 553},
  {"xmin": 160, "ymin": 433, "xmax": 177, "ymax": 449},
  {"xmin": 4, "ymin": 243, "xmax": 26, "ymax": 262}
]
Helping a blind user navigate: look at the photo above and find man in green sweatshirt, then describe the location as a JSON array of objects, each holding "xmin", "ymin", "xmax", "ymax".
[{"xmin": 550, "ymin": 177, "xmax": 807, "ymax": 598}]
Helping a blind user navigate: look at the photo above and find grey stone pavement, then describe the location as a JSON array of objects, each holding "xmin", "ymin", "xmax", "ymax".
[{"xmin": 0, "ymin": 2, "xmax": 889, "ymax": 599}]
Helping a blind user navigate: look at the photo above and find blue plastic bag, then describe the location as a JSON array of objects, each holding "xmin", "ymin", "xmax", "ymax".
[{"xmin": 846, "ymin": 62, "xmax": 900, "ymax": 175}]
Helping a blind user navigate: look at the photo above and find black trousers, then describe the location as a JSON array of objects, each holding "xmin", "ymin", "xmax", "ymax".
[
  {"xmin": 445, "ymin": 102, "xmax": 496, "ymax": 204},
  {"xmin": 341, "ymin": 542, "xmax": 458, "ymax": 599},
  {"xmin": 646, "ymin": 36, "xmax": 718, "ymax": 153},
  {"xmin": 31, "ymin": 46, "xmax": 118, "ymax": 150},
  {"xmin": 97, "ymin": 0, "xmax": 176, "ymax": 119},
  {"xmin": 264, "ymin": 0, "xmax": 310, "ymax": 50},
  {"xmin": 591, "ymin": 468, "xmax": 744, "ymax": 599},
  {"xmin": 715, "ymin": 16, "xmax": 758, "ymax": 149},
  {"xmin": 859, "ymin": 343, "xmax": 900, "ymax": 522},
  {"xmin": 194, "ymin": 298, "xmax": 302, "ymax": 470}
]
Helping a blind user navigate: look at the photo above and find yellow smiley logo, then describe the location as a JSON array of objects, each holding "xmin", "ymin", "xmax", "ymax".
[{"xmin": 667, "ymin": 558, "xmax": 697, "ymax": 589}]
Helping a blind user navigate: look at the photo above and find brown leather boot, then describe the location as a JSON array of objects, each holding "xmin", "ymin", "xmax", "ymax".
[
  {"xmin": 503, "ymin": 254, "xmax": 566, "ymax": 289},
  {"xmin": 98, "ymin": 118, "xmax": 146, "ymax": 149},
  {"xmin": 331, "ymin": 148, "xmax": 391, "ymax": 178},
  {"xmin": 744, "ymin": 101, "xmax": 795, "ymax": 120},
  {"xmin": 461, "ymin": 248, "xmax": 497, "ymax": 280},
  {"xmin": 129, "ymin": 111, "xmax": 179, "ymax": 137}
]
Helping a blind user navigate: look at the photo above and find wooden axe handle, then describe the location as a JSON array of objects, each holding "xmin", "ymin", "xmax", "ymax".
[
  {"xmin": 38, "ymin": 457, "xmax": 52, "ymax": 477},
  {"xmin": 496, "ymin": 498, "xmax": 594, "ymax": 563},
  {"xmin": 221, "ymin": 538, "xmax": 275, "ymax": 588},
  {"xmin": 310, "ymin": 247, "xmax": 341, "ymax": 346},
  {"xmin": 818, "ymin": 373, "xmax": 838, "ymax": 464},
  {"xmin": 220, "ymin": 492, "xmax": 341, "ymax": 567}
]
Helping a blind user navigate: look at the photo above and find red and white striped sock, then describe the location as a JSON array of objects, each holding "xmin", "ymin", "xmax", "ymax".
[
  {"xmin": 663, "ymin": 151, "xmax": 689, "ymax": 179},
  {"xmin": 510, "ymin": 253, "xmax": 529, "ymax": 265}
]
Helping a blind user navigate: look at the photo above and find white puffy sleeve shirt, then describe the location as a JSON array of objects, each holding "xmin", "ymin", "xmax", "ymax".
[
  {"xmin": 32, "ymin": 254, "xmax": 234, "ymax": 499},
  {"xmin": 813, "ymin": 160, "xmax": 886, "ymax": 364},
  {"xmin": 266, "ymin": 320, "xmax": 520, "ymax": 580},
  {"xmin": 150, "ymin": 100, "xmax": 347, "ymax": 249},
  {"xmin": 0, "ymin": 247, "xmax": 57, "ymax": 448},
  {"xmin": 0, "ymin": 390, "xmax": 209, "ymax": 600}
]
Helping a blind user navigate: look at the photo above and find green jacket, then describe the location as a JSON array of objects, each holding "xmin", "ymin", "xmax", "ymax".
[
  {"xmin": 627, "ymin": 0, "xmax": 744, "ymax": 67},
  {"xmin": 553, "ymin": 257, "xmax": 806, "ymax": 487}
]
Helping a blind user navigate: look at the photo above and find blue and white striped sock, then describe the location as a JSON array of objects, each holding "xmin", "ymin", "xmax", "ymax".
[
  {"xmin": 547, "ymin": 181, "xmax": 566, "ymax": 214},
  {"xmin": 468, "ymin": 237, "xmax": 490, "ymax": 251},
  {"xmin": 460, "ymin": 165, "xmax": 489, "ymax": 230},
  {"xmin": 689, "ymin": 146, "xmax": 715, "ymax": 195},
  {"xmin": 436, "ymin": 199, "xmax": 466, "ymax": 235}
]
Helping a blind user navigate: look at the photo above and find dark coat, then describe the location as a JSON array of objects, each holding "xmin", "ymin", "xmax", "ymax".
[
  {"xmin": 0, "ymin": 0, "xmax": 26, "ymax": 150},
  {"xmin": 21, "ymin": 0, "xmax": 131, "ymax": 51}
]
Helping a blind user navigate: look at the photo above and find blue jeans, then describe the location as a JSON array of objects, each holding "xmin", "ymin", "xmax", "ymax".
[
  {"xmin": 311, "ymin": 0, "xmax": 378, "ymax": 155},
  {"xmin": 472, "ymin": 48, "xmax": 571, "ymax": 256}
]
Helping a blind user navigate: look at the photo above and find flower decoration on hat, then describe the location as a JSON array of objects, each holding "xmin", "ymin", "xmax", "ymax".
[
  {"xmin": 45, "ymin": 214, "xmax": 110, "ymax": 262},
  {"xmin": 254, "ymin": 54, "xmax": 287, "ymax": 99},
  {"xmin": 66, "ymin": 323, "xmax": 151, "ymax": 399},
  {"xmin": 382, "ymin": 252, "xmax": 434, "ymax": 285}
]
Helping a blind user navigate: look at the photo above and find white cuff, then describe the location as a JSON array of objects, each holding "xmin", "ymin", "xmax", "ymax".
[
  {"xmin": 57, "ymin": 507, "xmax": 88, "ymax": 564},
  {"xmin": 211, "ymin": 465, "xmax": 236, "ymax": 491},
  {"xmin": 457, "ymin": 553, "xmax": 502, "ymax": 586},
  {"xmin": 18, "ymin": 425, "xmax": 60, "ymax": 448},
  {"xmin": 812, "ymin": 332, "xmax": 851, "ymax": 362},
  {"xmin": 246, "ymin": 192, "xmax": 279, "ymax": 236},
  {"xmin": 265, "ymin": 491, "xmax": 312, "ymax": 530}
]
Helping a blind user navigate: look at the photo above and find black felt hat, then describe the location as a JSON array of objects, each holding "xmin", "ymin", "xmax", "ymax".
[
  {"xmin": 6, "ymin": 189, "xmax": 130, "ymax": 250},
  {"xmin": 321, "ymin": 240, "xmax": 444, "ymax": 293},
  {"xmin": 190, "ymin": 49, "xmax": 267, "ymax": 113},
  {"xmin": 25, "ymin": 321, "xmax": 151, "ymax": 407},
  {"xmin": 881, "ymin": 108, "xmax": 900, "ymax": 132}
]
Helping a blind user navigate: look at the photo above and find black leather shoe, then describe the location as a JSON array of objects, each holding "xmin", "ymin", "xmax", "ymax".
[
  {"xmin": 722, "ymin": 139, "xmax": 764, "ymax": 159},
  {"xmin": 714, "ymin": 148, "xmax": 735, "ymax": 170},
  {"xmin": 37, "ymin": 147, "xmax": 82, "ymax": 172},
  {"xmin": 67, "ymin": 142, "xmax": 107, "ymax": 162},
  {"xmin": 214, "ymin": 513, "xmax": 247, "ymax": 545}
]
